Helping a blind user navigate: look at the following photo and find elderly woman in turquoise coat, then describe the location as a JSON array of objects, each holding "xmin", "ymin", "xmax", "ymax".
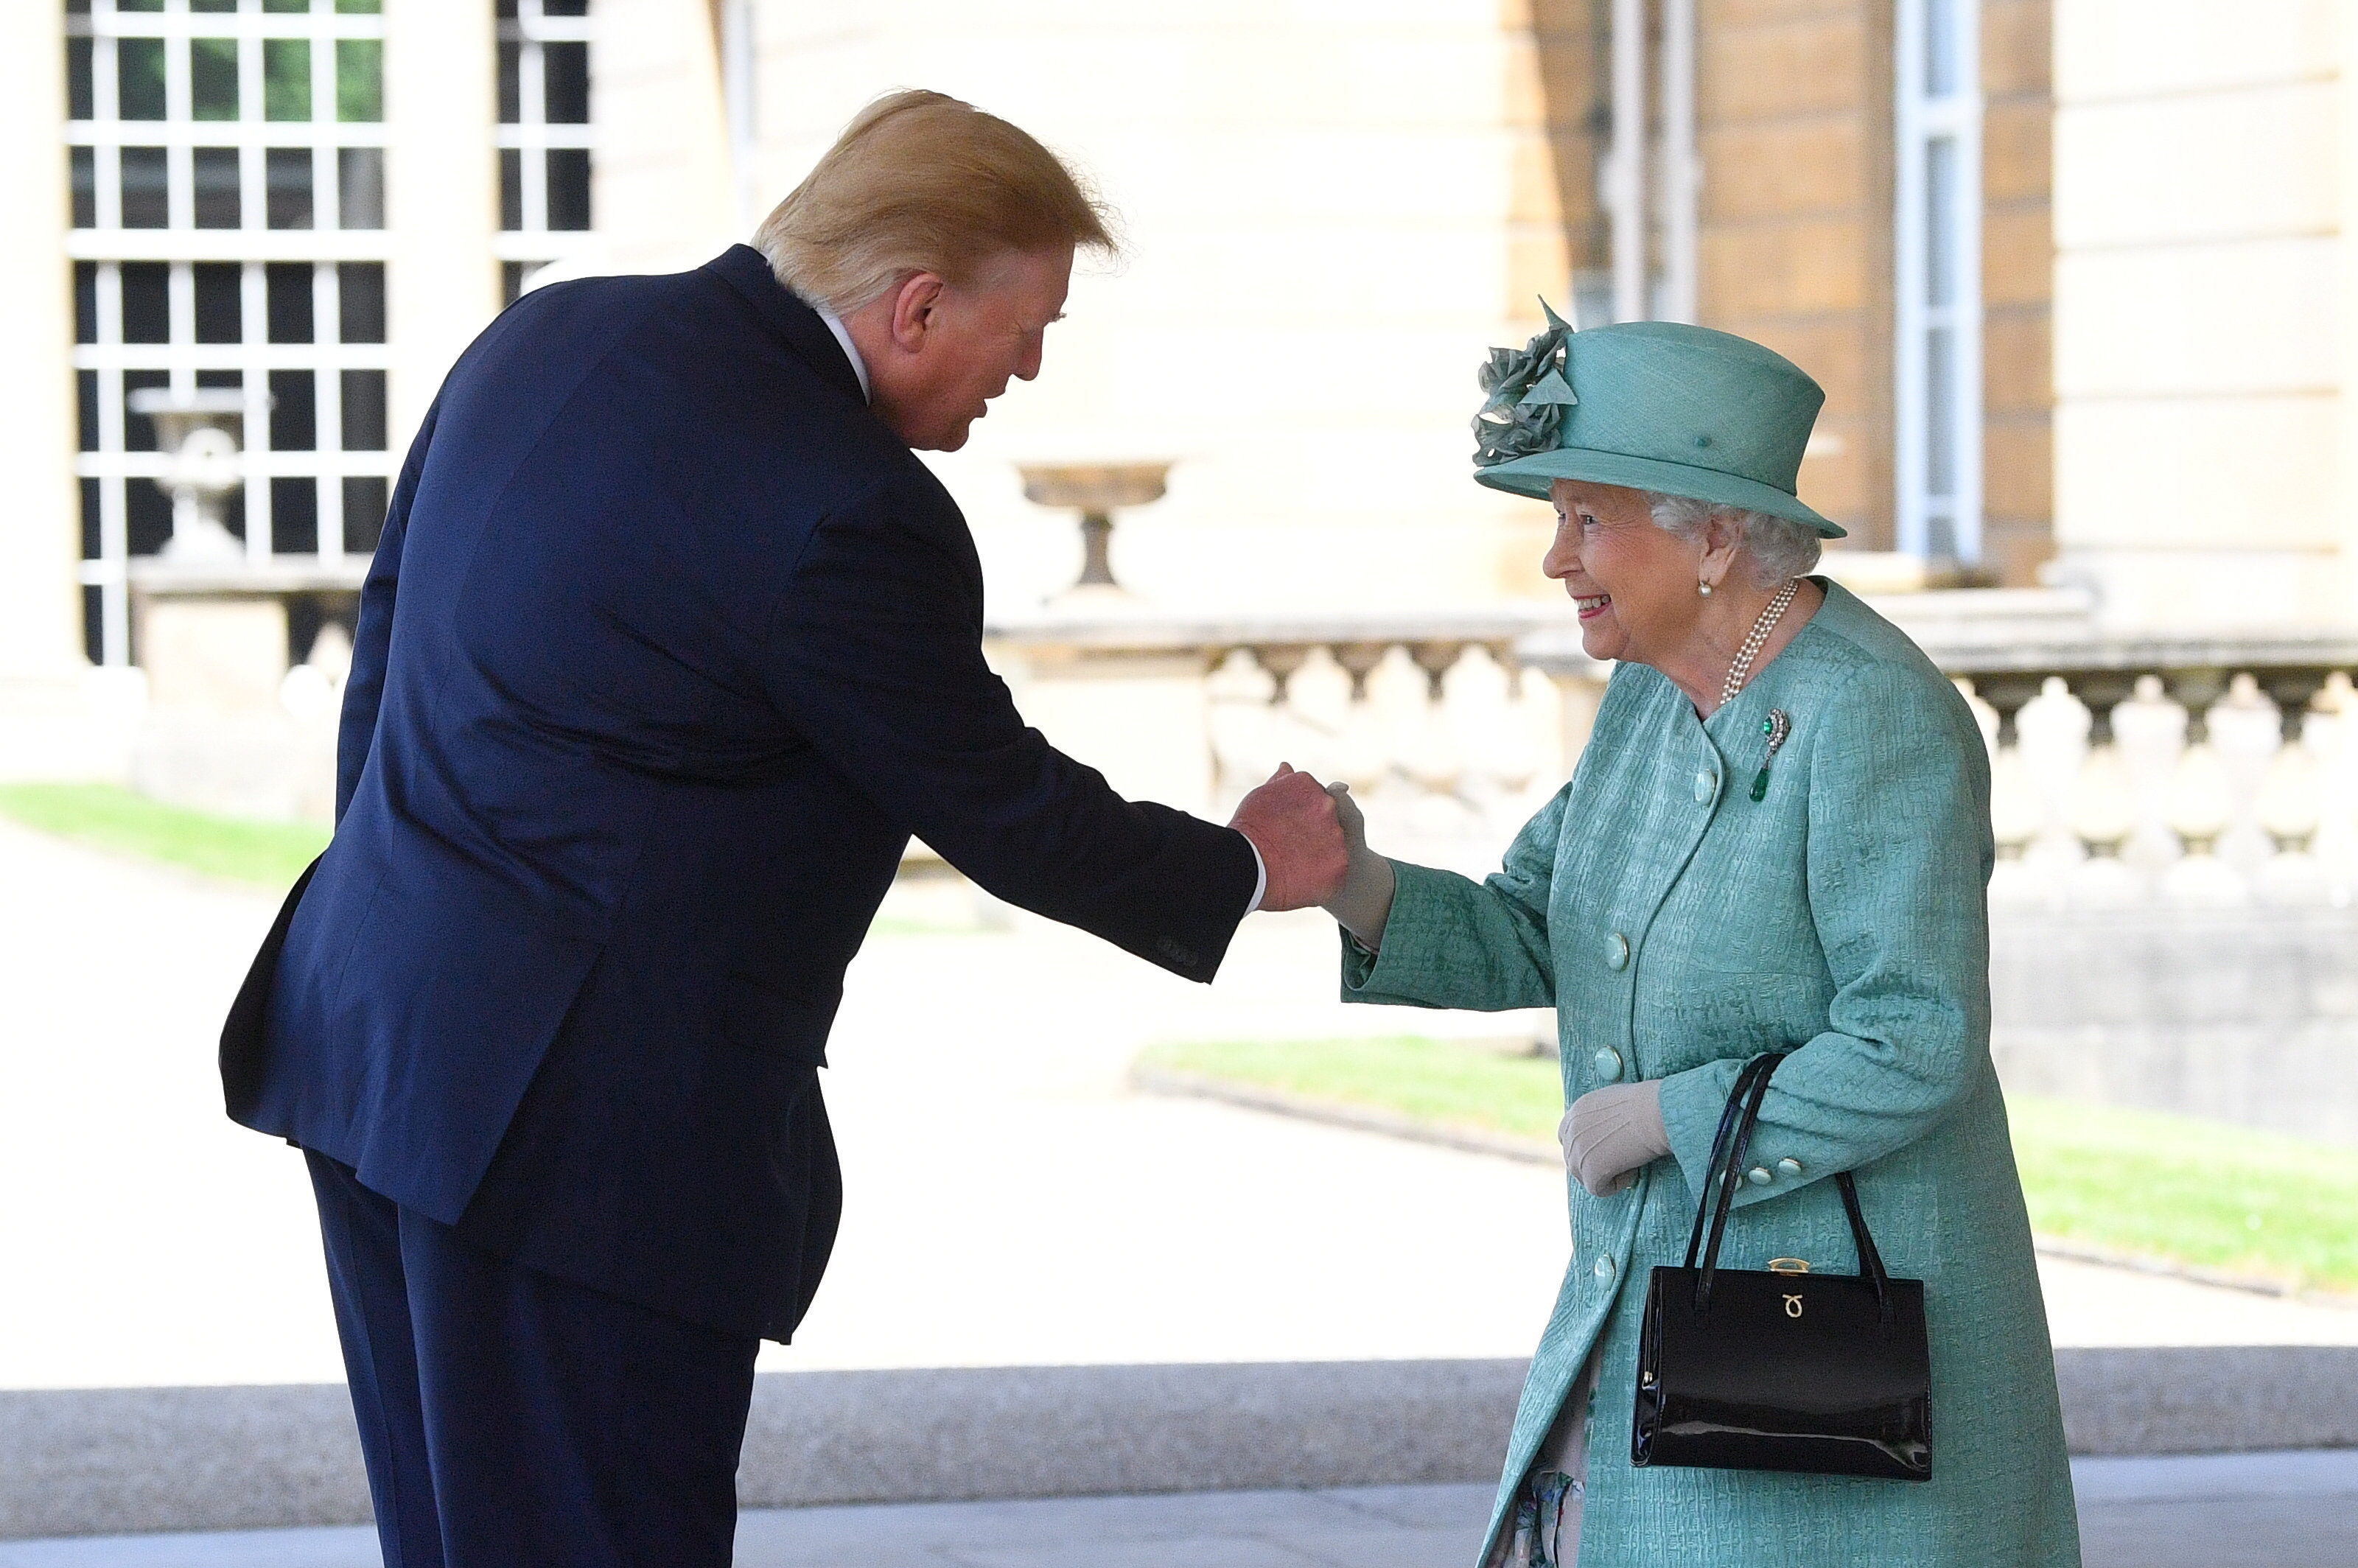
[{"xmin": 1314, "ymin": 315, "xmax": 2081, "ymax": 1567}]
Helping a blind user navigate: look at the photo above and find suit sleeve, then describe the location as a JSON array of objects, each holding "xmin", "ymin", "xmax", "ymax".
[
  {"xmin": 759, "ymin": 475, "xmax": 1258, "ymax": 982},
  {"xmin": 335, "ymin": 396, "xmax": 438, "ymax": 825},
  {"xmin": 1657, "ymin": 662, "xmax": 1995, "ymax": 1208}
]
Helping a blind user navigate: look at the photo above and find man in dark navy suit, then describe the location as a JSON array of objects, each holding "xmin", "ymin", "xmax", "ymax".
[{"xmin": 221, "ymin": 91, "xmax": 1348, "ymax": 1567}]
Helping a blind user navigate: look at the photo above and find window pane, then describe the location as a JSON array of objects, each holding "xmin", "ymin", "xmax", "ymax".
[
  {"xmin": 1926, "ymin": 326, "xmax": 1955, "ymax": 497},
  {"xmin": 497, "ymin": 0, "xmax": 517, "ymax": 17},
  {"xmin": 122, "ymin": 262, "xmax": 171, "ymax": 343},
  {"xmin": 343, "ymin": 476, "xmax": 389, "ymax": 553},
  {"xmin": 498, "ymin": 41, "xmax": 521, "ymax": 123},
  {"xmin": 128, "ymin": 480, "xmax": 175, "ymax": 556},
  {"xmin": 337, "ymin": 39, "xmax": 383, "ymax": 122},
  {"xmin": 543, "ymin": 0, "xmax": 588, "ymax": 15},
  {"xmin": 118, "ymin": 38, "xmax": 167, "ymax": 120},
  {"xmin": 265, "ymin": 39, "xmax": 312, "ymax": 121},
  {"xmin": 1925, "ymin": 136, "xmax": 1956, "ymax": 308},
  {"xmin": 1926, "ymin": 0, "xmax": 1959, "ymax": 96},
  {"xmin": 194, "ymin": 147, "xmax": 241, "ymax": 228},
  {"xmin": 70, "ymin": 147, "xmax": 95, "ymax": 228},
  {"xmin": 544, "ymin": 42, "xmax": 589, "ymax": 124},
  {"xmin": 267, "ymin": 262, "xmax": 315, "ymax": 341},
  {"xmin": 339, "ymin": 147, "xmax": 385, "ymax": 228},
  {"xmin": 502, "ymin": 259, "xmax": 531, "ymax": 305},
  {"xmin": 195, "ymin": 263, "xmax": 242, "ymax": 343},
  {"xmin": 547, "ymin": 148, "xmax": 590, "ymax": 231},
  {"xmin": 339, "ymin": 262, "xmax": 386, "ymax": 342},
  {"xmin": 75, "ymin": 262, "xmax": 98, "ymax": 344},
  {"xmin": 192, "ymin": 38, "xmax": 239, "ymax": 121},
  {"xmin": 269, "ymin": 369, "xmax": 317, "ymax": 450},
  {"xmin": 67, "ymin": 36, "xmax": 94, "ymax": 121},
  {"xmin": 78, "ymin": 371, "xmax": 100, "ymax": 452},
  {"xmin": 272, "ymin": 477, "xmax": 320, "ymax": 553},
  {"xmin": 83, "ymin": 584, "xmax": 105, "ymax": 667},
  {"xmin": 267, "ymin": 148, "xmax": 315, "ymax": 228},
  {"xmin": 124, "ymin": 370, "xmax": 170, "ymax": 452},
  {"xmin": 121, "ymin": 147, "xmax": 169, "ymax": 228},
  {"xmin": 341, "ymin": 370, "xmax": 388, "ymax": 449},
  {"xmin": 82, "ymin": 480, "xmax": 103, "ymax": 561},
  {"xmin": 262, "ymin": 0, "xmax": 312, "ymax": 10},
  {"xmin": 499, "ymin": 148, "xmax": 522, "ymax": 230},
  {"xmin": 335, "ymin": 0, "xmax": 384, "ymax": 11},
  {"xmin": 119, "ymin": 0, "xmax": 164, "ymax": 10},
  {"xmin": 192, "ymin": 0, "xmax": 239, "ymax": 12}
]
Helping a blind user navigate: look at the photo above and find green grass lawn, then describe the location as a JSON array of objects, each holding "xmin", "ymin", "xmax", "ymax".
[
  {"xmin": 0, "ymin": 782, "xmax": 326, "ymax": 889},
  {"xmin": 1139, "ymin": 1036, "xmax": 2358, "ymax": 1296},
  {"xmin": 1144, "ymin": 1035, "xmax": 1567, "ymax": 1144}
]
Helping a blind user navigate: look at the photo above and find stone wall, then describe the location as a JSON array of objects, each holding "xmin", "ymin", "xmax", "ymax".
[
  {"xmin": 1991, "ymin": 904, "xmax": 2358, "ymax": 1147},
  {"xmin": 1981, "ymin": 0, "xmax": 2057, "ymax": 587}
]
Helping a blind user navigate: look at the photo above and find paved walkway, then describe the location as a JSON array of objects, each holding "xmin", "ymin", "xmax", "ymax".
[
  {"xmin": 6, "ymin": 820, "xmax": 2358, "ymax": 1565},
  {"xmin": 7, "ymin": 1452, "xmax": 2358, "ymax": 1567},
  {"xmin": 2, "ymin": 816, "xmax": 2355, "ymax": 1396}
]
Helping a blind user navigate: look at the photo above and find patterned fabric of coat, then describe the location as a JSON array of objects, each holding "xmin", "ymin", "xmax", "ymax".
[{"xmin": 1343, "ymin": 582, "xmax": 2080, "ymax": 1567}]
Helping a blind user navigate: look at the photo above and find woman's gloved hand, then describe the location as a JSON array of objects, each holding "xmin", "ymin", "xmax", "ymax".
[
  {"xmin": 1558, "ymin": 1079, "xmax": 1670, "ymax": 1197},
  {"xmin": 1320, "ymin": 781, "xmax": 1396, "ymax": 950}
]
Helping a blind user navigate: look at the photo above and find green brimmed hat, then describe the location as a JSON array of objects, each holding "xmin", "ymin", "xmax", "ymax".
[{"xmin": 1470, "ymin": 306, "xmax": 1844, "ymax": 537}]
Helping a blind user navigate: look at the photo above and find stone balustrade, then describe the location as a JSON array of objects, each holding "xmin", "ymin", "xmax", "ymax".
[
  {"xmin": 987, "ymin": 604, "xmax": 1606, "ymax": 878},
  {"xmin": 987, "ymin": 589, "xmax": 2358, "ymax": 907}
]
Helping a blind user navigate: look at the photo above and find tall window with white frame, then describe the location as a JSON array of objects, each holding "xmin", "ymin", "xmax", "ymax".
[
  {"xmin": 65, "ymin": 0, "xmax": 393, "ymax": 668},
  {"xmin": 1894, "ymin": 0, "xmax": 1984, "ymax": 564},
  {"xmin": 497, "ymin": 0, "xmax": 592, "ymax": 304}
]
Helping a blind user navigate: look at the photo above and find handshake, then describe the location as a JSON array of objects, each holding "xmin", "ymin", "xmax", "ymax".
[{"xmin": 1228, "ymin": 763, "xmax": 1397, "ymax": 946}]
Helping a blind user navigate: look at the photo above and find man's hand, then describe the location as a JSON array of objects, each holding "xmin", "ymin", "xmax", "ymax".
[{"xmin": 1228, "ymin": 763, "xmax": 1351, "ymax": 911}]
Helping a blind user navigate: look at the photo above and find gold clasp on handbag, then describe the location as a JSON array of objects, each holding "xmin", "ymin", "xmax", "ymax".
[{"xmin": 1766, "ymin": 1258, "xmax": 1811, "ymax": 1275}]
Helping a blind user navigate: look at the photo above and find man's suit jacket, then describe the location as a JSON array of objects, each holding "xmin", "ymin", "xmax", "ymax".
[{"xmin": 228, "ymin": 245, "xmax": 1259, "ymax": 1341}]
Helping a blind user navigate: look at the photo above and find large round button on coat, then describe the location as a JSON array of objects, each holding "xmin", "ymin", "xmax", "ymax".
[
  {"xmin": 1605, "ymin": 932, "xmax": 1630, "ymax": 970},
  {"xmin": 1593, "ymin": 1255, "xmax": 1615, "ymax": 1281},
  {"xmin": 1747, "ymin": 1166, "xmax": 1774, "ymax": 1186},
  {"xmin": 1777, "ymin": 1158, "xmax": 1805, "ymax": 1177},
  {"xmin": 1592, "ymin": 1048, "xmax": 1623, "ymax": 1082},
  {"xmin": 1694, "ymin": 769, "xmax": 1718, "ymax": 803}
]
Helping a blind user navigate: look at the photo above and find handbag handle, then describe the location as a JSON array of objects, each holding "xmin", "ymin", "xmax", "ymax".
[{"xmin": 1682, "ymin": 1052, "xmax": 1895, "ymax": 1323}]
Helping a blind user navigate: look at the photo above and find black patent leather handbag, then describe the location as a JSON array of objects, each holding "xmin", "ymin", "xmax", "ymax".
[{"xmin": 1631, "ymin": 1051, "xmax": 1932, "ymax": 1482}]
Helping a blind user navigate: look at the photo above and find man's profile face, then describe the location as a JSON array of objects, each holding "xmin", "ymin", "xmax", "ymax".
[{"xmin": 877, "ymin": 247, "xmax": 1071, "ymax": 452}]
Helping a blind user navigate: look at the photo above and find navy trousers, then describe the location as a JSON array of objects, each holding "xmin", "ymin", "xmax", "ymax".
[{"xmin": 306, "ymin": 1152, "xmax": 761, "ymax": 1567}]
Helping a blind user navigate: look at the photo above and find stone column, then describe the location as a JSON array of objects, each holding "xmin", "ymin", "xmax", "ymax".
[
  {"xmin": 384, "ymin": 0, "xmax": 500, "ymax": 450},
  {"xmin": 2340, "ymin": 16, "xmax": 2358, "ymax": 624},
  {"xmin": 2050, "ymin": 0, "xmax": 2348, "ymax": 631},
  {"xmin": 0, "ymin": 1, "xmax": 89, "ymax": 697},
  {"xmin": 593, "ymin": 0, "xmax": 735, "ymax": 273}
]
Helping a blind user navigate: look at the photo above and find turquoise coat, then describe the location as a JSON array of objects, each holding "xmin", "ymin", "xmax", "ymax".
[{"xmin": 1343, "ymin": 583, "xmax": 2079, "ymax": 1567}]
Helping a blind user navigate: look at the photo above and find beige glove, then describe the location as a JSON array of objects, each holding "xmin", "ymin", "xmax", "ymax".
[
  {"xmin": 1320, "ymin": 782, "xmax": 1396, "ymax": 950},
  {"xmin": 1558, "ymin": 1079, "xmax": 1670, "ymax": 1197}
]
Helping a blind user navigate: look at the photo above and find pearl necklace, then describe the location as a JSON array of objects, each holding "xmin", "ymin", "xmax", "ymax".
[{"xmin": 1718, "ymin": 578, "xmax": 1800, "ymax": 707}]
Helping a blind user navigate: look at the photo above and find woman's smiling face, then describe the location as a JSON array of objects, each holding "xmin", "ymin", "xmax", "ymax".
[{"xmin": 1542, "ymin": 478, "xmax": 1704, "ymax": 667}]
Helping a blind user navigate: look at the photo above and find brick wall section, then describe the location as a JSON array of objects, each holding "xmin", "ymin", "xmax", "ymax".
[
  {"xmin": 1981, "ymin": 0, "xmax": 2054, "ymax": 586},
  {"xmin": 1697, "ymin": 0, "xmax": 1895, "ymax": 547},
  {"xmin": 1519, "ymin": 0, "xmax": 1610, "ymax": 327}
]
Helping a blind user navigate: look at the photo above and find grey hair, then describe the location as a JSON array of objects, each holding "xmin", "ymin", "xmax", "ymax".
[{"xmin": 1642, "ymin": 492, "xmax": 1823, "ymax": 588}]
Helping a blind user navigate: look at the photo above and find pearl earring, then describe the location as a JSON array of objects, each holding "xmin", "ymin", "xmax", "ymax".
[{"xmin": 1698, "ymin": 580, "xmax": 1713, "ymax": 598}]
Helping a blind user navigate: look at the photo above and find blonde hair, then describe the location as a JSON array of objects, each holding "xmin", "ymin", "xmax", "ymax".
[{"xmin": 754, "ymin": 90, "xmax": 1116, "ymax": 313}]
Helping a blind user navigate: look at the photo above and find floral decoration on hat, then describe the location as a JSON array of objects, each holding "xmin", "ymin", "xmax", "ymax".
[{"xmin": 1472, "ymin": 299, "xmax": 1581, "ymax": 468}]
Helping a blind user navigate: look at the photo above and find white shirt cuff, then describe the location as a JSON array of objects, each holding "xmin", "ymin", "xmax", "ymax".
[{"xmin": 1243, "ymin": 835, "xmax": 1266, "ymax": 914}]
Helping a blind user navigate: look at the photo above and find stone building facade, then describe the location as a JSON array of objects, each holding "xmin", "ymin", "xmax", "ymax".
[{"xmin": 1, "ymin": 0, "xmax": 2353, "ymax": 785}]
